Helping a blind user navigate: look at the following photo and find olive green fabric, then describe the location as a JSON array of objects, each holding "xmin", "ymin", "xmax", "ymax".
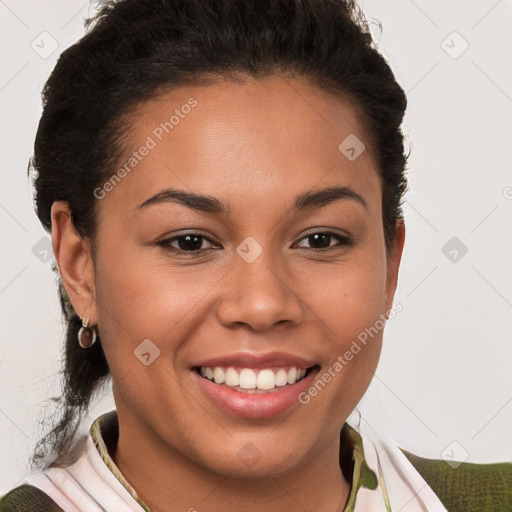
[
  {"xmin": 402, "ymin": 449, "xmax": 512, "ymax": 512},
  {"xmin": 342, "ymin": 423, "xmax": 384, "ymax": 511},
  {"xmin": 0, "ymin": 484, "xmax": 63, "ymax": 512}
]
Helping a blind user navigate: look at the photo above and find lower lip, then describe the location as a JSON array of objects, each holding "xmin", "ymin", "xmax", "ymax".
[{"xmin": 192, "ymin": 367, "xmax": 320, "ymax": 419}]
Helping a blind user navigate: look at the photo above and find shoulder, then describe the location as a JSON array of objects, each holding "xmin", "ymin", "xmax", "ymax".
[
  {"xmin": 0, "ymin": 484, "xmax": 63, "ymax": 512},
  {"xmin": 401, "ymin": 448, "xmax": 512, "ymax": 512}
]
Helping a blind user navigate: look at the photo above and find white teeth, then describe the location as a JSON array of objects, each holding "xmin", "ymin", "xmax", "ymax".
[
  {"xmin": 239, "ymin": 369, "xmax": 256, "ymax": 389},
  {"xmin": 225, "ymin": 367, "xmax": 240, "ymax": 387},
  {"xmin": 213, "ymin": 367, "xmax": 225, "ymax": 384},
  {"xmin": 198, "ymin": 366, "xmax": 309, "ymax": 390},
  {"xmin": 275, "ymin": 369, "xmax": 288, "ymax": 387},
  {"xmin": 256, "ymin": 369, "xmax": 276, "ymax": 390},
  {"xmin": 287, "ymin": 367, "xmax": 297, "ymax": 385}
]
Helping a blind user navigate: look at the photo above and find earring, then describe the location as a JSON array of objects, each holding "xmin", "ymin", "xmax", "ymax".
[{"xmin": 78, "ymin": 316, "xmax": 97, "ymax": 349}]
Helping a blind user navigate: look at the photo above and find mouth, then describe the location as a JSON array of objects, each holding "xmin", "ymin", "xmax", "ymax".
[
  {"xmin": 190, "ymin": 352, "xmax": 321, "ymax": 419},
  {"xmin": 194, "ymin": 365, "xmax": 317, "ymax": 394}
]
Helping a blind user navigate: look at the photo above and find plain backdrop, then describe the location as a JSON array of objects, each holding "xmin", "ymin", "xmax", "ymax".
[{"xmin": 1, "ymin": 0, "xmax": 511, "ymax": 493}]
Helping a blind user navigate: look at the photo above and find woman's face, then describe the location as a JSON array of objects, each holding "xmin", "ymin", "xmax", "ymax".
[{"xmin": 57, "ymin": 74, "xmax": 404, "ymax": 478}]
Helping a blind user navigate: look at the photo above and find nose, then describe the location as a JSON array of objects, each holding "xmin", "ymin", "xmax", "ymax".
[{"xmin": 216, "ymin": 249, "xmax": 304, "ymax": 332}]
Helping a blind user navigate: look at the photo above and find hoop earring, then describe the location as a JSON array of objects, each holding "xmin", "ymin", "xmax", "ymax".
[{"xmin": 78, "ymin": 316, "xmax": 97, "ymax": 349}]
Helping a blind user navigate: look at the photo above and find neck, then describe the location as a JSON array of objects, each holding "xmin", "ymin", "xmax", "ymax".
[{"xmin": 110, "ymin": 417, "xmax": 352, "ymax": 512}]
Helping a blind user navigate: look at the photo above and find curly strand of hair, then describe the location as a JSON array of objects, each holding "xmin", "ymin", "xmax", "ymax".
[{"xmin": 30, "ymin": 314, "xmax": 110, "ymax": 470}]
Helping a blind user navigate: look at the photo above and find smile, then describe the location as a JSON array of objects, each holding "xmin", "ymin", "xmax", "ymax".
[{"xmin": 197, "ymin": 366, "xmax": 310, "ymax": 393}]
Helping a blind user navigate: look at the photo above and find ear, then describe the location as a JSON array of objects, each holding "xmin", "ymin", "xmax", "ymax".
[
  {"xmin": 384, "ymin": 219, "xmax": 405, "ymax": 313},
  {"xmin": 50, "ymin": 201, "xmax": 98, "ymax": 325}
]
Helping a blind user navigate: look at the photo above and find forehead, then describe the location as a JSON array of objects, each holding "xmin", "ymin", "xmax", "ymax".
[{"xmin": 97, "ymin": 74, "xmax": 381, "ymax": 219}]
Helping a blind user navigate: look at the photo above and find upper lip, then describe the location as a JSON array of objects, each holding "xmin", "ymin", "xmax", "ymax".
[{"xmin": 192, "ymin": 351, "xmax": 318, "ymax": 369}]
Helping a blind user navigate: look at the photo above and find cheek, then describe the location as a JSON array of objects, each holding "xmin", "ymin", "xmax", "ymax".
[
  {"xmin": 93, "ymin": 243, "xmax": 238, "ymax": 406},
  {"xmin": 92, "ymin": 254, "xmax": 207, "ymax": 419},
  {"xmin": 94, "ymin": 252, "xmax": 216, "ymax": 350},
  {"xmin": 307, "ymin": 248, "xmax": 387, "ymax": 401},
  {"xmin": 314, "ymin": 246, "xmax": 388, "ymax": 342}
]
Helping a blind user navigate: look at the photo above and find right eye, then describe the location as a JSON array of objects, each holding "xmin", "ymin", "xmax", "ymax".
[{"xmin": 157, "ymin": 233, "xmax": 220, "ymax": 254}]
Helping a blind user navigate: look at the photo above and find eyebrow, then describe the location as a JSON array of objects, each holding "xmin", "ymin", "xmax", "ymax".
[{"xmin": 135, "ymin": 185, "xmax": 368, "ymax": 215}]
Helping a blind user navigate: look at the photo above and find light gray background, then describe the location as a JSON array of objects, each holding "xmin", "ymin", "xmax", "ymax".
[{"xmin": 1, "ymin": 0, "xmax": 511, "ymax": 494}]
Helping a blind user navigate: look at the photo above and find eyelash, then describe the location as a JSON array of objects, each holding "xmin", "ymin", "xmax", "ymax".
[{"xmin": 157, "ymin": 231, "xmax": 352, "ymax": 255}]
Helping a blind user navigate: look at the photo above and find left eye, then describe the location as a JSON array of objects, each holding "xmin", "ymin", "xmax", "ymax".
[{"xmin": 294, "ymin": 232, "xmax": 351, "ymax": 250}]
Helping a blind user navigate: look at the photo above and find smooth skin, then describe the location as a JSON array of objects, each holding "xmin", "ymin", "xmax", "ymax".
[{"xmin": 51, "ymin": 74, "xmax": 405, "ymax": 512}]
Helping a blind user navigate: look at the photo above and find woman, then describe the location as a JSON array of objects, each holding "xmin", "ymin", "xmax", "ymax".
[{"xmin": 1, "ymin": 0, "xmax": 510, "ymax": 510}]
